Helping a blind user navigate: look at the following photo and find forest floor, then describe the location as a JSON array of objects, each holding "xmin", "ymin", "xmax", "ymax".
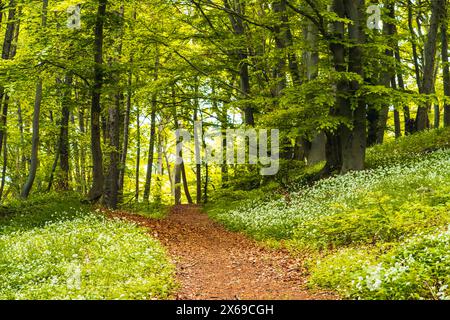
[{"xmin": 112, "ymin": 205, "xmax": 336, "ymax": 300}]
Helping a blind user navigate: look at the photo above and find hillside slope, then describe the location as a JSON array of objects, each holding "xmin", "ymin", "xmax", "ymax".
[{"xmin": 208, "ymin": 128, "xmax": 450, "ymax": 299}]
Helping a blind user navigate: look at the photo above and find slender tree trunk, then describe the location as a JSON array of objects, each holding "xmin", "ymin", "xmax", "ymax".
[
  {"xmin": 71, "ymin": 113, "xmax": 81, "ymax": 190},
  {"xmin": 105, "ymin": 93, "xmax": 120, "ymax": 209},
  {"xmin": 104, "ymin": 6, "xmax": 125, "ymax": 209},
  {"xmin": 193, "ymin": 85, "xmax": 202, "ymax": 204},
  {"xmin": 143, "ymin": 53, "xmax": 159, "ymax": 202},
  {"xmin": 174, "ymin": 158, "xmax": 181, "ymax": 205},
  {"xmin": 172, "ymin": 87, "xmax": 181, "ymax": 205},
  {"xmin": 135, "ymin": 104, "xmax": 141, "ymax": 202},
  {"xmin": 442, "ymin": 5, "xmax": 450, "ymax": 127},
  {"xmin": 21, "ymin": 0, "xmax": 47, "ymax": 198},
  {"xmin": 203, "ymin": 163, "xmax": 208, "ymax": 204},
  {"xmin": 391, "ymin": 77, "xmax": 402, "ymax": 138},
  {"xmin": 119, "ymin": 9, "xmax": 136, "ymax": 196},
  {"xmin": 394, "ymin": 43, "xmax": 410, "ymax": 134},
  {"xmin": 376, "ymin": 2, "xmax": 395, "ymax": 144},
  {"xmin": 119, "ymin": 62, "xmax": 132, "ymax": 195},
  {"xmin": 58, "ymin": 74, "xmax": 72, "ymax": 190},
  {"xmin": 211, "ymin": 83, "xmax": 229, "ymax": 187},
  {"xmin": 416, "ymin": 0, "xmax": 444, "ymax": 131},
  {"xmin": 0, "ymin": 133, "xmax": 7, "ymax": 201},
  {"xmin": 164, "ymin": 146, "xmax": 174, "ymax": 197},
  {"xmin": 180, "ymin": 160, "xmax": 193, "ymax": 204},
  {"xmin": 0, "ymin": 0, "xmax": 17, "ymax": 159},
  {"xmin": 155, "ymin": 125, "xmax": 163, "ymax": 204},
  {"xmin": 88, "ymin": 0, "xmax": 107, "ymax": 202},
  {"xmin": 225, "ymin": 0, "xmax": 254, "ymax": 126},
  {"xmin": 407, "ymin": 0, "xmax": 422, "ymax": 92},
  {"xmin": 21, "ymin": 80, "xmax": 43, "ymax": 198},
  {"xmin": 47, "ymin": 150, "xmax": 59, "ymax": 192},
  {"xmin": 143, "ymin": 100, "xmax": 156, "ymax": 202},
  {"xmin": 78, "ymin": 105, "xmax": 87, "ymax": 193}
]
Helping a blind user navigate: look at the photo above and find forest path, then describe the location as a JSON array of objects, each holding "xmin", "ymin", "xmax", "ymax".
[{"xmin": 113, "ymin": 205, "xmax": 335, "ymax": 300}]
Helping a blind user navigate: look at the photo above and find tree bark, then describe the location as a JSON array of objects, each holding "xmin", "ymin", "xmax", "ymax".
[
  {"xmin": 0, "ymin": 0, "xmax": 17, "ymax": 160},
  {"xmin": 135, "ymin": 104, "xmax": 141, "ymax": 202},
  {"xmin": 407, "ymin": 0, "xmax": 423, "ymax": 92},
  {"xmin": 21, "ymin": 0, "xmax": 47, "ymax": 198},
  {"xmin": 224, "ymin": 0, "xmax": 254, "ymax": 126},
  {"xmin": 442, "ymin": 4, "xmax": 450, "ymax": 127},
  {"xmin": 88, "ymin": 0, "xmax": 107, "ymax": 202},
  {"xmin": 416, "ymin": 0, "xmax": 445, "ymax": 131},
  {"xmin": 0, "ymin": 133, "xmax": 7, "ymax": 201},
  {"xmin": 325, "ymin": 0, "xmax": 346, "ymax": 174},
  {"xmin": 21, "ymin": 80, "xmax": 43, "ymax": 198},
  {"xmin": 193, "ymin": 82, "xmax": 202, "ymax": 204},
  {"xmin": 143, "ymin": 53, "xmax": 159, "ymax": 203},
  {"xmin": 394, "ymin": 39, "xmax": 410, "ymax": 134},
  {"xmin": 105, "ymin": 93, "xmax": 120, "ymax": 209},
  {"xmin": 180, "ymin": 160, "xmax": 193, "ymax": 204},
  {"xmin": 119, "ymin": 63, "xmax": 132, "ymax": 195},
  {"xmin": 391, "ymin": 76, "xmax": 402, "ymax": 138},
  {"xmin": 57, "ymin": 74, "xmax": 72, "ymax": 190}
]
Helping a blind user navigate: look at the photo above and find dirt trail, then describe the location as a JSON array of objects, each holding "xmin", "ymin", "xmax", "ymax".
[{"xmin": 113, "ymin": 205, "xmax": 335, "ymax": 300}]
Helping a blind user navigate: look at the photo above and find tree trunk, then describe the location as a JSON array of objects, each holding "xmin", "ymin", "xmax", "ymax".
[
  {"xmin": 143, "ymin": 52, "xmax": 159, "ymax": 202},
  {"xmin": 0, "ymin": 133, "xmax": 7, "ymax": 202},
  {"xmin": 21, "ymin": 80, "xmax": 43, "ymax": 198},
  {"xmin": 303, "ymin": 17, "xmax": 326, "ymax": 164},
  {"xmin": 21, "ymin": 0, "xmax": 47, "ymax": 198},
  {"xmin": 0, "ymin": 0, "xmax": 17, "ymax": 160},
  {"xmin": 180, "ymin": 160, "xmax": 193, "ymax": 204},
  {"xmin": 71, "ymin": 113, "xmax": 81, "ymax": 191},
  {"xmin": 155, "ymin": 125, "xmax": 163, "ymax": 204},
  {"xmin": 343, "ymin": 0, "xmax": 366, "ymax": 172},
  {"xmin": 325, "ymin": 0, "xmax": 346, "ymax": 174},
  {"xmin": 407, "ymin": 0, "xmax": 423, "ymax": 92},
  {"xmin": 105, "ymin": 93, "xmax": 120, "ymax": 209},
  {"xmin": 88, "ymin": 0, "xmax": 107, "ymax": 202},
  {"xmin": 336, "ymin": 0, "xmax": 366, "ymax": 174},
  {"xmin": 78, "ymin": 105, "xmax": 87, "ymax": 193},
  {"xmin": 143, "ymin": 99, "xmax": 156, "ymax": 202},
  {"xmin": 174, "ymin": 157, "xmax": 181, "ymax": 205},
  {"xmin": 119, "ymin": 64, "xmax": 132, "ymax": 195},
  {"xmin": 391, "ymin": 77, "xmax": 402, "ymax": 138},
  {"xmin": 416, "ymin": 0, "xmax": 444, "ymax": 131},
  {"xmin": 203, "ymin": 163, "xmax": 208, "ymax": 204},
  {"xmin": 135, "ymin": 104, "xmax": 141, "ymax": 202},
  {"xmin": 172, "ymin": 85, "xmax": 184, "ymax": 205},
  {"xmin": 442, "ymin": 5, "xmax": 450, "ymax": 127},
  {"xmin": 394, "ymin": 44, "xmax": 410, "ymax": 134},
  {"xmin": 193, "ymin": 83, "xmax": 202, "ymax": 204},
  {"xmin": 47, "ymin": 148, "xmax": 59, "ymax": 192},
  {"xmin": 225, "ymin": 0, "xmax": 254, "ymax": 126},
  {"xmin": 57, "ymin": 74, "xmax": 72, "ymax": 190}
]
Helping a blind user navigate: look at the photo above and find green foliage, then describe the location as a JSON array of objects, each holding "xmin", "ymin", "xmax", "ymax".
[
  {"xmin": 294, "ymin": 185, "xmax": 450, "ymax": 250},
  {"xmin": 0, "ymin": 194, "xmax": 176, "ymax": 300},
  {"xmin": 311, "ymin": 229, "xmax": 450, "ymax": 300},
  {"xmin": 0, "ymin": 193, "xmax": 87, "ymax": 232},
  {"xmin": 309, "ymin": 247, "xmax": 376, "ymax": 294},
  {"xmin": 366, "ymin": 128, "xmax": 450, "ymax": 168}
]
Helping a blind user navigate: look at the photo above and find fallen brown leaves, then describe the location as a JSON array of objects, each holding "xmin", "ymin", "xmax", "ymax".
[{"xmin": 111, "ymin": 205, "xmax": 336, "ymax": 300}]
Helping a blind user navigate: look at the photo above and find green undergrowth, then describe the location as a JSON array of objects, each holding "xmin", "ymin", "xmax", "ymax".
[{"xmin": 0, "ymin": 193, "xmax": 176, "ymax": 300}]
